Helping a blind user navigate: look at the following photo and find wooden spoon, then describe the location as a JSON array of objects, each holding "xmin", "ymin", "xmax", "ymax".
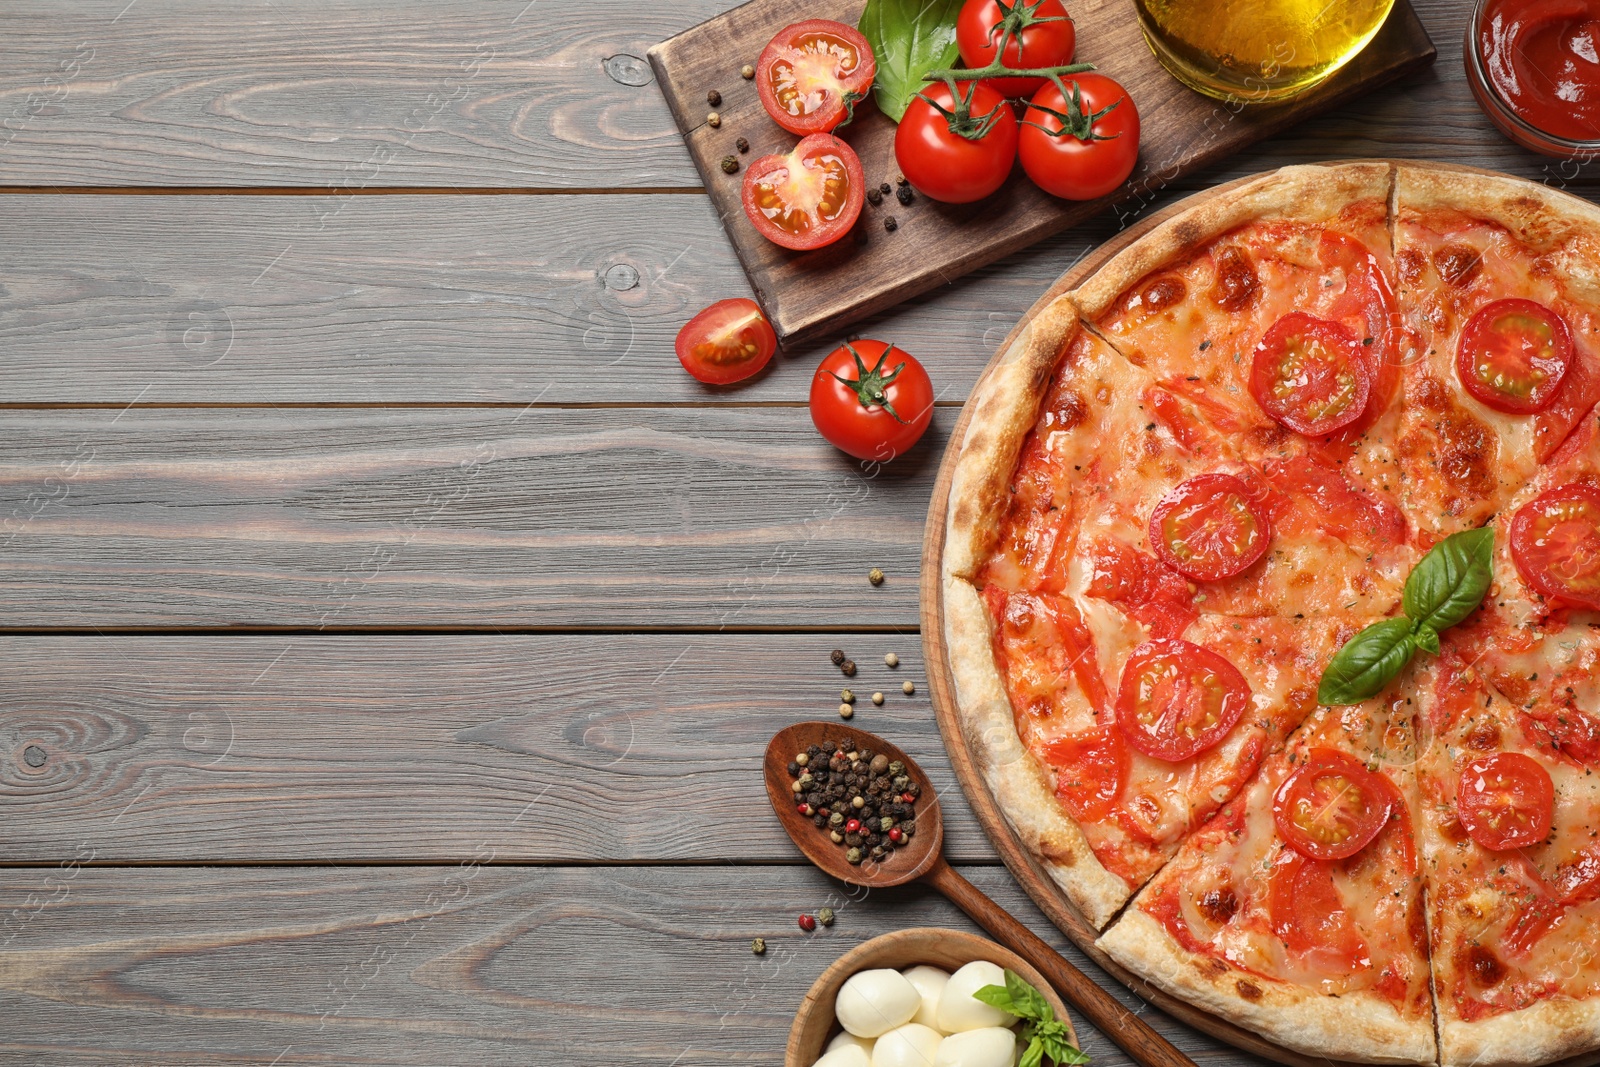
[{"xmin": 765, "ymin": 721, "xmax": 1197, "ymax": 1067}]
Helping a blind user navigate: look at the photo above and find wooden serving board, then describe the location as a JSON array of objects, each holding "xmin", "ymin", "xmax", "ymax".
[
  {"xmin": 647, "ymin": 0, "xmax": 1434, "ymax": 347},
  {"xmin": 918, "ymin": 160, "xmax": 1600, "ymax": 1067}
]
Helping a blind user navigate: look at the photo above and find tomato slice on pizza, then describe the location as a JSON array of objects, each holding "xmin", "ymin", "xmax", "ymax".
[{"xmin": 1250, "ymin": 312, "xmax": 1373, "ymax": 437}]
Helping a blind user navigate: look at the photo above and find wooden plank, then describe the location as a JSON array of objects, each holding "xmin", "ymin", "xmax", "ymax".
[
  {"xmin": 0, "ymin": 0, "xmax": 716, "ymax": 189},
  {"xmin": 648, "ymin": 0, "xmax": 1433, "ymax": 346},
  {"xmin": 0, "ymin": 634, "xmax": 999, "ymax": 864},
  {"xmin": 0, "ymin": 193, "xmax": 1110, "ymax": 404},
  {"xmin": 0, "ymin": 865, "xmax": 1264, "ymax": 1066},
  {"xmin": 0, "ymin": 407, "xmax": 938, "ymax": 629}
]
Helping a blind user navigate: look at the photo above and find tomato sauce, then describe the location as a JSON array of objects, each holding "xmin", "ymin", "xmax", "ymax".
[{"xmin": 1478, "ymin": 0, "xmax": 1600, "ymax": 142}]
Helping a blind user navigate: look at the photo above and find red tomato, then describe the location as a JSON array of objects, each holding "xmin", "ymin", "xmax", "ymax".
[
  {"xmin": 1084, "ymin": 537, "xmax": 1197, "ymax": 640},
  {"xmin": 1149, "ymin": 473, "xmax": 1272, "ymax": 582},
  {"xmin": 1522, "ymin": 701, "xmax": 1600, "ymax": 766},
  {"xmin": 1457, "ymin": 298, "xmax": 1573, "ymax": 414},
  {"xmin": 1113, "ymin": 638, "xmax": 1252, "ymax": 762},
  {"xmin": 742, "ymin": 134, "xmax": 865, "ymax": 251},
  {"xmin": 1268, "ymin": 848, "xmax": 1372, "ymax": 972},
  {"xmin": 1018, "ymin": 74, "xmax": 1139, "ymax": 200},
  {"xmin": 755, "ymin": 19, "xmax": 876, "ymax": 135},
  {"xmin": 1262, "ymin": 459, "xmax": 1407, "ymax": 555},
  {"xmin": 1510, "ymin": 482, "xmax": 1600, "ymax": 610},
  {"xmin": 894, "ymin": 80, "xmax": 1018, "ymax": 204},
  {"xmin": 1273, "ymin": 748, "xmax": 1393, "ymax": 861},
  {"xmin": 674, "ymin": 298, "xmax": 777, "ymax": 385},
  {"xmin": 808, "ymin": 340, "xmax": 934, "ymax": 461},
  {"xmin": 955, "ymin": 0, "xmax": 1076, "ymax": 98},
  {"xmin": 1250, "ymin": 312, "xmax": 1373, "ymax": 437},
  {"xmin": 1457, "ymin": 752, "xmax": 1554, "ymax": 851},
  {"xmin": 1041, "ymin": 725, "xmax": 1127, "ymax": 821}
]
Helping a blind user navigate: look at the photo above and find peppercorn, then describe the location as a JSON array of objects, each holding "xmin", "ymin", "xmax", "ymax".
[
  {"xmin": 796, "ymin": 752, "xmax": 809, "ymax": 767},
  {"xmin": 869, "ymin": 567, "xmax": 885, "ymax": 586},
  {"xmin": 880, "ymin": 816, "xmax": 895, "ymax": 832},
  {"xmin": 845, "ymin": 818, "xmax": 861, "ymax": 833},
  {"xmin": 736, "ymin": 136, "xmax": 749, "ymax": 153},
  {"xmin": 896, "ymin": 184, "xmax": 914, "ymax": 205},
  {"xmin": 870, "ymin": 754, "xmax": 889, "ymax": 774},
  {"xmin": 741, "ymin": 64, "xmax": 755, "ymax": 79},
  {"xmin": 707, "ymin": 89, "xmax": 722, "ymax": 106},
  {"xmin": 884, "ymin": 652, "xmax": 899, "ymax": 667},
  {"xmin": 895, "ymin": 174, "xmax": 908, "ymax": 185},
  {"xmin": 871, "ymin": 692, "xmax": 884, "ymax": 706},
  {"xmin": 879, "ymin": 182, "xmax": 892, "ymax": 195},
  {"xmin": 707, "ymin": 111, "xmax": 721, "ymax": 127},
  {"xmin": 829, "ymin": 811, "xmax": 845, "ymax": 827},
  {"xmin": 889, "ymin": 827, "xmax": 904, "ymax": 843},
  {"xmin": 819, "ymin": 907, "xmax": 835, "ymax": 927},
  {"xmin": 867, "ymin": 187, "xmax": 883, "ymax": 206},
  {"xmin": 798, "ymin": 913, "xmax": 816, "ymax": 932},
  {"xmin": 846, "ymin": 847, "xmax": 863, "ymax": 864},
  {"xmin": 903, "ymin": 681, "xmax": 916, "ymax": 695},
  {"xmin": 889, "ymin": 762, "xmax": 903, "ymax": 775},
  {"xmin": 841, "ymin": 659, "xmax": 857, "ymax": 677},
  {"xmin": 720, "ymin": 155, "xmax": 739, "ymax": 174},
  {"xmin": 870, "ymin": 845, "xmax": 887, "ymax": 860},
  {"xmin": 841, "ymin": 689, "xmax": 855, "ymax": 703},
  {"xmin": 830, "ymin": 649, "xmax": 846, "ymax": 666},
  {"xmin": 752, "ymin": 937, "xmax": 766, "ymax": 955},
  {"xmin": 830, "ymin": 830, "xmax": 844, "ymax": 843},
  {"xmin": 884, "ymin": 216, "xmax": 898, "ymax": 233},
  {"xmin": 839, "ymin": 704, "xmax": 854, "ymax": 719},
  {"xmin": 852, "ymin": 795, "xmax": 866, "ymax": 809}
]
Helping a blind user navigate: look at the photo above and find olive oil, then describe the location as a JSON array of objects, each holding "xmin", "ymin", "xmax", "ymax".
[{"xmin": 1134, "ymin": 0, "xmax": 1397, "ymax": 102}]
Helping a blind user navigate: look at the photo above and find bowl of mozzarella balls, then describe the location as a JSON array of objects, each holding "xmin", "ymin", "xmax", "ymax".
[{"xmin": 786, "ymin": 927, "xmax": 1081, "ymax": 1067}]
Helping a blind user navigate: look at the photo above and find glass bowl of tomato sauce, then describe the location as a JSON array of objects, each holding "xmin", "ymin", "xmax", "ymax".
[{"xmin": 1467, "ymin": 0, "xmax": 1600, "ymax": 158}]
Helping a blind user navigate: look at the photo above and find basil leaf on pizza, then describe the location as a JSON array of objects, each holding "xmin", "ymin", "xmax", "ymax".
[
  {"xmin": 1402, "ymin": 526, "xmax": 1495, "ymax": 638},
  {"xmin": 1318, "ymin": 616, "xmax": 1416, "ymax": 705}
]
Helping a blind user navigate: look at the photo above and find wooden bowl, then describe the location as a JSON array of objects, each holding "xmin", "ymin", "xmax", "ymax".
[{"xmin": 785, "ymin": 927, "xmax": 1077, "ymax": 1067}]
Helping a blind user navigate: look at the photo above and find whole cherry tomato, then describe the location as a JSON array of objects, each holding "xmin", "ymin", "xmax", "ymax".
[
  {"xmin": 956, "ymin": 0, "xmax": 1076, "ymax": 99},
  {"xmin": 895, "ymin": 80, "xmax": 1018, "ymax": 204},
  {"xmin": 675, "ymin": 298, "xmax": 777, "ymax": 385},
  {"xmin": 1018, "ymin": 73, "xmax": 1139, "ymax": 200},
  {"xmin": 742, "ymin": 134, "xmax": 865, "ymax": 251},
  {"xmin": 809, "ymin": 340, "xmax": 934, "ymax": 461},
  {"xmin": 756, "ymin": 19, "xmax": 877, "ymax": 136}
]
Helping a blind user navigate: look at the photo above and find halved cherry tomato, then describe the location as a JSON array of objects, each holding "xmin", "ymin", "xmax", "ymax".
[
  {"xmin": 1250, "ymin": 312, "xmax": 1373, "ymax": 437},
  {"xmin": 674, "ymin": 298, "xmax": 777, "ymax": 385},
  {"xmin": 742, "ymin": 134, "xmax": 865, "ymax": 251},
  {"xmin": 756, "ymin": 19, "xmax": 876, "ymax": 136},
  {"xmin": 1273, "ymin": 748, "xmax": 1393, "ymax": 861},
  {"xmin": 1457, "ymin": 298, "xmax": 1573, "ymax": 414},
  {"xmin": 1114, "ymin": 638, "xmax": 1252, "ymax": 762},
  {"xmin": 809, "ymin": 339, "xmax": 933, "ymax": 462},
  {"xmin": 1457, "ymin": 752, "xmax": 1554, "ymax": 851},
  {"xmin": 955, "ymin": 0, "xmax": 1076, "ymax": 99},
  {"xmin": 894, "ymin": 80, "xmax": 1018, "ymax": 204},
  {"xmin": 1149, "ymin": 472, "xmax": 1271, "ymax": 582},
  {"xmin": 1042, "ymin": 725, "xmax": 1127, "ymax": 821},
  {"xmin": 1017, "ymin": 74, "xmax": 1139, "ymax": 201},
  {"xmin": 1510, "ymin": 482, "xmax": 1600, "ymax": 610},
  {"xmin": 1268, "ymin": 848, "xmax": 1371, "ymax": 972}
]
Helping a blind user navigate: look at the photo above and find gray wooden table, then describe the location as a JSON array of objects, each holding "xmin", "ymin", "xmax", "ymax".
[{"xmin": 0, "ymin": 1, "xmax": 1580, "ymax": 1063}]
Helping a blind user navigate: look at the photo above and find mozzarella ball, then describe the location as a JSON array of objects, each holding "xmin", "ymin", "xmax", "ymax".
[
  {"xmin": 900, "ymin": 965, "xmax": 950, "ymax": 1029},
  {"xmin": 871, "ymin": 1023, "xmax": 943, "ymax": 1067},
  {"xmin": 837, "ymin": 969, "xmax": 922, "ymax": 1038},
  {"xmin": 932, "ymin": 1027, "xmax": 1018, "ymax": 1067},
  {"xmin": 828, "ymin": 1031, "xmax": 876, "ymax": 1056},
  {"xmin": 936, "ymin": 962, "xmax": 1018, "ymax": 1033},
  {"xmin": 813, "ymin": 1046, "xmax": 871, "ymax": 1067}
]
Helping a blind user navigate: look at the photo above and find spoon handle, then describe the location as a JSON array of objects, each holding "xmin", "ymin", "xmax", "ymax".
[{"xmin": 924, "ymin": 858, "xmax": 1198, "ymax": 1067}]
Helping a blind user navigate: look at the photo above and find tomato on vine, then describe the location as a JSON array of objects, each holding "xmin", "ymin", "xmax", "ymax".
[
  {"xmin": 956, "ymin": 0, "xmax": 1076, "ymax": 99},
  {"xmin": 809, "ymin": 340, "xmax": 934, "ymax": 461},
  {"xmin": 1018, "ymin": 73, "xmax": 1139, "ymax": 200},
  {"xmin": 894, "ymin": 80, "xmax": 1019, "ymax": 204}
]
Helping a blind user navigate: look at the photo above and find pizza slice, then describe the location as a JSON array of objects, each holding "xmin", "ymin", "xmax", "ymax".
[
  {"xmin": 979, "ymin": 581, "xmax": 1368, "ymax": 927},
  {"xmin": 1096, "ymin": 680, "xmax": 1436, "ymax": 1064},
  {"xmin": 1074, "ymin": 162, "xmax": 1414, "ymax": 585},
  {"xmin": 1413, "ymin": 644, "xmax": 1600, "ymax": 1066},
  {"xmin": 1393, "ymin": 165, "xmax": 1600, "ymax": 542}
]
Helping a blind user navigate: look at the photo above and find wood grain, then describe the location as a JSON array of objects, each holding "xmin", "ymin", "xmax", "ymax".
[
  {"xmin": 0, "ymin": 865, "xmax": 1268, "ymax": 1067},
  {"xmin": 0, "ymin": 634, "xmax": 999, "ymax": 863},
  {"xmin": 649, "ymin": 0, "xmax": 1434, "ymax": 345},
  {"xmin": 0, "ymin": 407, "xmax": 941, "ymax": 629},
  {"xmin": 0, "ymin": 192, "xmax": 1116, "ymax": 404}
]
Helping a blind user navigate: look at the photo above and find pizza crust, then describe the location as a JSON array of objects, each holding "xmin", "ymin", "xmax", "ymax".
[
  {"xmin": 1440, "ymin": 998, "xmax": 1600, "ymax": 1067},
  {"xmin": 1097, "ymin": 910, "xmax": 1438, "ymax": 1065},
  {"xmin": 1071, "ymin": 161, "xmax": 1395, "ymax": 320},
  {"xmin": 942, "ymin": 574, "xmax": 1131, "ymax": 928}
]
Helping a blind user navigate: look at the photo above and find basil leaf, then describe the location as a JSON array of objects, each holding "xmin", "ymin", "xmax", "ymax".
[
  {"xmin": 1004, "ymin": 969, "xmax": 1053, "ymax": 1021},
  {"xmin": 858, "ymin": 0, "xmax": 964, "ymax": 121},
  {"xmin": 1402, "ymin": 526, "xmax": 1495, "ymax": 635},
  {"xmin": 973, "ymin": 983, "xmax": 1019, "ymax": 1014},
  {"xmin": 1039, "ymin": 1031, "xmax": 1091, "ymax": 1066},
  {"xmin": 1317, "ymin": 616, "xmax": 1416, "ymax": 705},
  {"xmin": 1019, "ymin": 1039, "xmax": 1045, "ymax": 1067},
  {"xmin": 1412, "ymin": 623, "xmax": 1441, "ymax": 656}
]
